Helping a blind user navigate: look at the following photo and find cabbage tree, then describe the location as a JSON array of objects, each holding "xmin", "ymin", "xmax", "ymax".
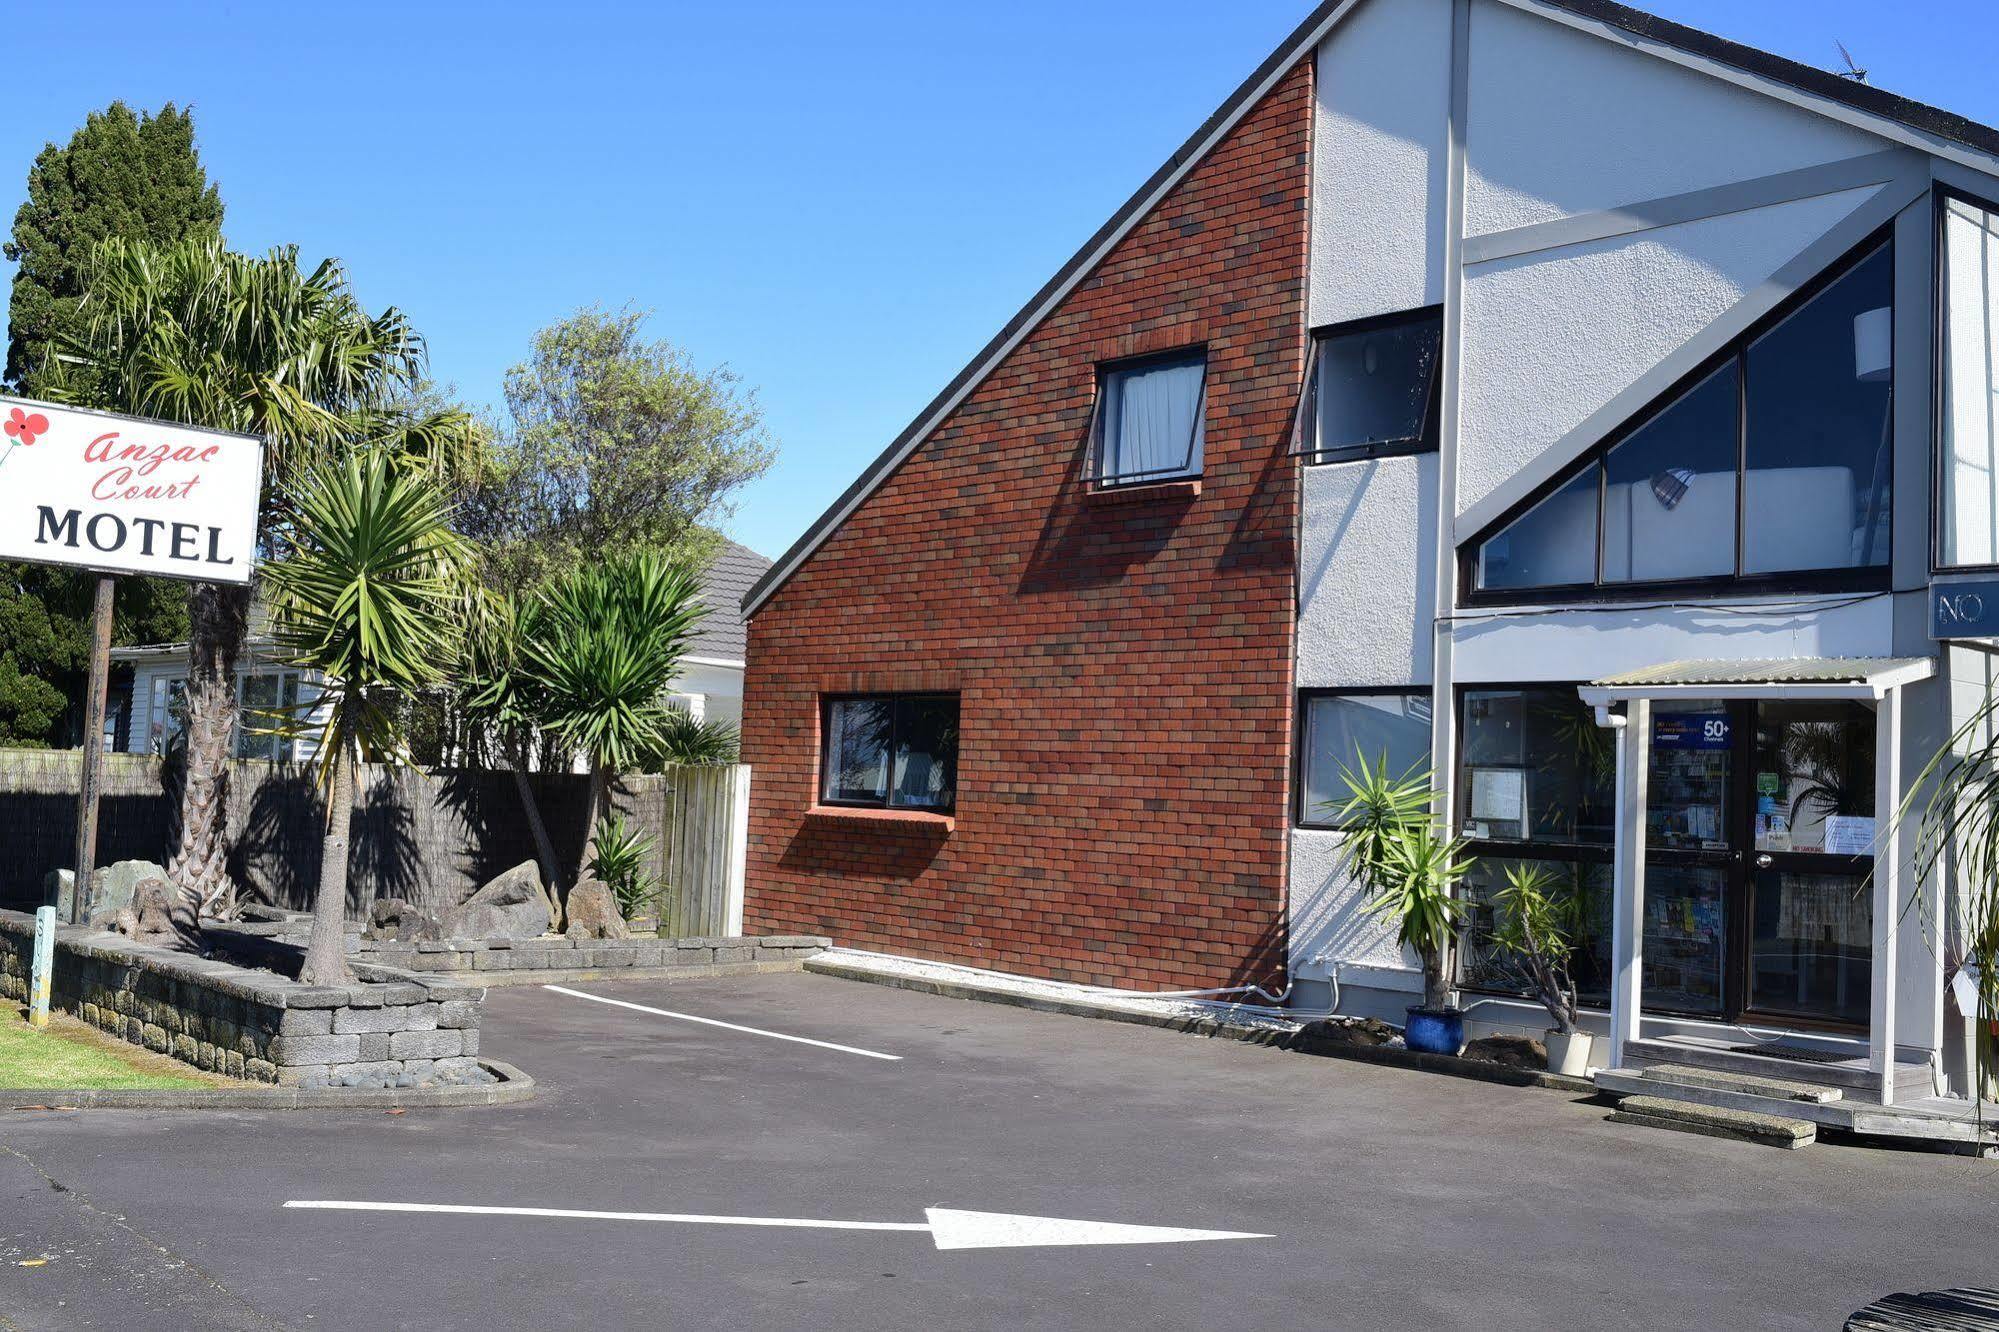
[
  {"xmin": 518, "ymin": 552, "xmax": 704, "ymax": 910},
  {"xmin": 264, "ymin": 450, "xmax": 470, "ymax": 984}
]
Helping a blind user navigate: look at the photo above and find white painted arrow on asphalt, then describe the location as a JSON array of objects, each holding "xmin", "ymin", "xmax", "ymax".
[{"xmin": 281, "ymin": 1200, "xmax": 1269, "ymax": 1250}]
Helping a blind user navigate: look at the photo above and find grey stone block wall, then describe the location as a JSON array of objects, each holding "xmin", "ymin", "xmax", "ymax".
[
  {"xmin": 0, "ymin": 909, "xmax": 484, "ymax": 1089},
  {"xmin": 352, "ymin": 934, "xmax": 830, "ymax": 978}
]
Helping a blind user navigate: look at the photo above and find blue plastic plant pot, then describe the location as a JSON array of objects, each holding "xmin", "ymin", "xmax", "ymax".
[{"xmin": 1404, "ymin": 1005, "xmax": 1464, "ymax": 1056}]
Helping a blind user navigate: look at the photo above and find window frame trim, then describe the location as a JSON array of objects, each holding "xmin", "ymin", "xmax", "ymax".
[
  {"xmin": 1293, "ymin": 685, "xmax": 1435, "ymax": 830},
  {"xmin": 1459, "ymin": 226, "xmax": 1898, "ymax": 607},
  {"xmin": 1088, "ymin": 345, "xmax": 1210, "ymax": 490},
  {"xmin": 816, "ymin": 691, "xmax": 961, "ymax": 814},
  {"xmin": 1930, "ymin": 181, "xmax": 1999, "ymax": 574},
  {"xmin": 1297, "ymin": 305, "xmax": 1446, "ymax": 467}
]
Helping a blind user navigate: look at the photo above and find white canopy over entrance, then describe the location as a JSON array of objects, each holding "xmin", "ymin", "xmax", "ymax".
[{"xmin": 1578, "ymin": 656, "xmax": 1935, "ymax": 1103}]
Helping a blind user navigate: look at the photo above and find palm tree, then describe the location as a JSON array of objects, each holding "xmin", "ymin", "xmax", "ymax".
[
  {"xmin": 262, "ymin": 450, "xmax": 470, "ymax": 985},
  {"xmin": 518, "ymin": 552, "xmax": 705, "ymax": 917},
  {"xmin": 55, "ymin": 236, "xmax": 480, "ymax": 926},
  {"xmin": 458, "ymin": 590, "xmax": 565, "ymax": 926}
]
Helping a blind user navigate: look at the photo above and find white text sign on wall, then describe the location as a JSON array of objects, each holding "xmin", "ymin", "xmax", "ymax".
[{"xmin": 0, "ymin": 397, "xmax": 261, "ymax": 584}]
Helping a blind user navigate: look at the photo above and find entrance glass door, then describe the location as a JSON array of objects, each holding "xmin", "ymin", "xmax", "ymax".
[{"xmin": 1640, "ymin": 698, "xmax": 1874, "ymax": 1028}]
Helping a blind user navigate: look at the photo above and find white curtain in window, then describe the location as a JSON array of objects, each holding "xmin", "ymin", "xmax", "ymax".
[
  {"xmin": 1943, "ymin": 197, "xmax": 1999, "ymax": 567},
  {"xmin": 1106, "ymin": 359, "xmax": 1204, "ymax": 481}
]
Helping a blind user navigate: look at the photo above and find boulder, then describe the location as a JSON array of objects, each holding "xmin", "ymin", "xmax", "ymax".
[
  {"xmin": 364, "ymin": 897, "xmax": 444, "ymax": 943},
  {"xmin": 88, "ymin": 860, "xmax": 168, "ymax": 919},
  {"xmin": 102, "ymin": 875, "xmax": 179, "ymax": 943},
  {"xmin": 563, "ymin": 877, "xmax": 629, "ymax": 941},
  {"xmin": 443, "ymin": 861, "xmax": 550, "ymax": 940},
  {"xmin": 43, "ymin": 868, "xmax": 74, "ymax": 918}
]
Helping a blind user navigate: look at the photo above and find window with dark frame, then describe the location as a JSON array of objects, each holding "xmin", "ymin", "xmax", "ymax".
[
  {"xmin": 819, "ymin": 693, "xmax": 959, "ymax": 813},
  {"xmin": 1456, "ymin": 687, "xmax": 1616, "ymax": 1005},
  {"xmin": 1298, "ymin": 307, "xmax": 1443, "ymax": 465},
  {"xmin": 1938, "ymin": 186, "xmax": 1999, "ymax": 569},
  {"xmin": 1466, "ymin": 236, "xmax": 1895, "ymax": 601},
  {"xmin": 1296, "ymin": 690, "xmax": 1433, "ymax": 829},
  {"xmin": 1091, "ymin": 349, "xmax": 1207, "ymax": 487}
]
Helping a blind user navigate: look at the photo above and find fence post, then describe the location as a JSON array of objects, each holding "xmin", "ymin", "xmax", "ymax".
[
  {"xmin": 29, "ymin": 905, "xmax": 55, "ymax": 1028},
  {"xmin": 725, "ymin": 765, "xmax": 750, "ymax": 936}
]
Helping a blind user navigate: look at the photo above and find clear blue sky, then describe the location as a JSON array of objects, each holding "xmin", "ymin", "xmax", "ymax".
[{"xmin": 5, "ymin": 1, "xmax": 1995, "ymax": 560}]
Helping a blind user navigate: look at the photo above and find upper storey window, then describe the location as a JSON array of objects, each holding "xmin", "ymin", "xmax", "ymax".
[
  {"xmin": 1469, "ymin": 238, "xmax": 1894, "ymax": 600},
  {"xmin": 1091, "ymin": 349, "xmax": 1207, "ymax": 487},
  {"xmin": 1940, "ymin": 191, "xmax": 1999, "ymax": 568},
  {"xmin": 1300, "ymin": 308, "xmax": 1443, "ymax": 464}
]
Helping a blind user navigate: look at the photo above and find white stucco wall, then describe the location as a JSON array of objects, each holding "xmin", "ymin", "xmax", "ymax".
[
  {"xmin": 669, "ymin": 659, "xmax": 747, "ymax": 731},
  {"xmin": 1290, "ymin": 828, "xmax": 1410, "ymax": 984},
  {"xmin": 1463, "ymin": 0, "xmax": 1884, "ymax": 235},
  {"xmin": 1309, "ymin": 0, "xmax": 1451, "ymax": 328},
  {"xmin": 1455, "ymin": 184, "xmax": 1885, "ymax": 518},
  {"xmin": 1297, "ymin": 453, "xmax": 1438, "ymax": 688}
]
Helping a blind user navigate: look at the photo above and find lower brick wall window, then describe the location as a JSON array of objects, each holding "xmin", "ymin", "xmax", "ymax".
[{"xmin": 820, "ymin": 693, "xmax": 959, "ymax": 812}]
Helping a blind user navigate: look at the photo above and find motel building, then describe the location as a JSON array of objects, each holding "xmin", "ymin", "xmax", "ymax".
[{"xmin": 739, "ymin": 0, "xmax": 1999, "ymax": 1133}]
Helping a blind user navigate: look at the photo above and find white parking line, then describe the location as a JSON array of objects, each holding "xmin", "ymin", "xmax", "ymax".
[{"xmin": 540, "ymin": 984, "xmax": 903, "ymax": 1061}]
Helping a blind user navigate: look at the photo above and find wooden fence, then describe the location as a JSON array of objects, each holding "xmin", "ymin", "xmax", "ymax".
[{"xmin": 655, "ymin": 763, "xmax": 750, "ymax": 937}]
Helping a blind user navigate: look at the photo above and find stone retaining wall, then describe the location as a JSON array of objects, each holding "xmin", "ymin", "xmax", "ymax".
[
  {"xmin": 354, "ymin": 934, "xmax": 830, "ymax": 977},
  {"xmin": 0, "ymin": 909, "xmax": 484, "ymax": 1089}
]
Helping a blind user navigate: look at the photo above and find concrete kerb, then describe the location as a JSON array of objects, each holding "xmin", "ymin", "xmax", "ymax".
[
  {"xmin": 803, "ymin": 951, "xmax": 1599, "ymax": 1095},
  {"xmin": 0, "ymin": 1058, "xmax": 535, "ymax": 1111}
]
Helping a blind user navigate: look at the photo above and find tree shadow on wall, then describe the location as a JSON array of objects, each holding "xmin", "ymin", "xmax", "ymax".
[
  {"xmin": 1215, "ymin": 409, "xmax": 1297, "ymax": 576},
  {"xmin": 1015, "ymin": 417, "xmax": 1197, "ymax": 596},
  {"xmin": 349, "ymin": 772, "xmax": 420, "ymax": 916},
  {"xmin": 229, "ymin": 766, "xmax": 324, "ymax": 913}
]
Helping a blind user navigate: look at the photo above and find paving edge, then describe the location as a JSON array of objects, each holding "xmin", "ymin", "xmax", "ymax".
[
  {"xmin": 460, "ymin": 959, "xmax": 810, "ymax": 988},
  {"xmin": 804, "ymin": 955, "xmax": 1596, "ymax": 1093},
  {"xmin": 0, "ymin": 1058, "xmax": 535, "ymax": 1111}
]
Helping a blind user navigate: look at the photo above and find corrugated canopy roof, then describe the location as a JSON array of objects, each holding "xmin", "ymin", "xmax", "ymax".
[{"xmin": 1588, "ymin": 656, "xmax": 1933, "ymax": 692}]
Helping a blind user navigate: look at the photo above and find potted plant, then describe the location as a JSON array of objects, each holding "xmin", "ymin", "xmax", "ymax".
[
  {"xmin": 1336, "ymin": 755, "xmax": 1471, "ymax": 1055},
  {"xmin": 1492, "ymin": 862, "xmax": 1593, "ymax": 1075}
]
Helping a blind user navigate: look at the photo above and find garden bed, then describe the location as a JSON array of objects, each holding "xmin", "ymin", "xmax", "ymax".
[{"xmin": 0, "ymin": 908, "xmax": 491, "ymax": 1091}]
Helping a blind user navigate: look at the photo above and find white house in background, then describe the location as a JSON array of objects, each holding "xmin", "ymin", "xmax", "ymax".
[
  {"xmin": 1279, "ymin": 0, "xmax": 1999, "ymax": 1115},
  {"xmin": 108, "ymin": 539, "xmax": 772, "ymax": 758}
]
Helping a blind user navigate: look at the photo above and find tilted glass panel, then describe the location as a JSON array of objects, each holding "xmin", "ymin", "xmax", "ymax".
[
  {"xmin": 1312, "ymin": 314, "xmax": 1441, "ymax": 458},
  {"xmin": 1299, "ymin": 693, "xmax": 1432, "ymax": 825},
  {"xmin": 1474, "ymin": 463, "xmax": 1601, "ymax": 592},
  {"xmin": 1459, "ymin": 688, "xmax": 1615, "ymax": 846},
  {"xmin": 1941, "ymin": 197, "xmax": 1999, "ymax": 567},
  {"xmin": 889, "ymin": 695, "xmax": 958, "ymax": 811},
  {"xmin": 822, "ymin": 698, "xmax": 892, "ymax": 804},
  {"xmin": 1741, "ymin": 243, "xmax": 1894, "ymax": 573},
  {"xmin": 1098, "ymin": 354, "xmax": 1205, "ymax": 484},
  {"xmin": 1600, "ymin": 363, "xmax": 1739, "ymax": 583}
]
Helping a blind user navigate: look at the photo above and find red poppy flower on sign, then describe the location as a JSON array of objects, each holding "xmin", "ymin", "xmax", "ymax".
[{"xmin": 3, "ymin": 407, "xmax": 48, "ymax": 446}]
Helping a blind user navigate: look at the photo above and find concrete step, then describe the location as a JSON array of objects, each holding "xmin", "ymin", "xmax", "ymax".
[
  {"xmin": 1607, "ymin": 1094, "xmax": 1816, "ymax": 1150},
  {"xmin": 1624, "ymin": 1037, "xmax": 1930, "ymax": 1100},
  {"xmin": 1638, "ymin": 1063, "xmax": 1843, "ymax": 1103}
]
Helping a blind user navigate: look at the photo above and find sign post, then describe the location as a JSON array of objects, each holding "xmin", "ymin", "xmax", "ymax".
[
  {"xmin": 29, "ymin": 905, "xmax": 55, "ymax": 1028},
  {"xmin": 0, "ymin": 396, "xmax": 261, "ymax": 926}
]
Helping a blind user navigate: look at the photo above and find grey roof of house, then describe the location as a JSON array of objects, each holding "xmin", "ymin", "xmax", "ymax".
[
  {"xmin": 692, "ymin": 540, "xmax": 771, "ymax": 663},
  {"xmin": 741, "ymin": 0, "xmax": 1999, "ymax": 621}
]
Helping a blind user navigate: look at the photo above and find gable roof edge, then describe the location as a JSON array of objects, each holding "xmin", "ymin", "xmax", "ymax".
[{"xmin": 741, "ymin": 0, "xmax": 1358, "ymax": 618}]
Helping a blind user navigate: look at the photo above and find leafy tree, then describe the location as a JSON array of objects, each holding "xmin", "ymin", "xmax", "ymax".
[
  {"xmin": 6, "ymin": 101, "xmax": 222, "ymax": 398},
  {"xmin": 518, "ymin": 552, "xmax": 705, "ymax": 914},
  {"xmin": 264, "ymin": 450, "xmax": 470, "ymax": 984},
  {"xmin": 463, "ymin": 307, "xmax": 775, "ymax": 597},
  {"xmin": 0, "ymin": 566, "xmax": 189, "ymax": 747},
  {"xmin": 62, "ymin": 235, "xmax": 480, "ymax": 921}
]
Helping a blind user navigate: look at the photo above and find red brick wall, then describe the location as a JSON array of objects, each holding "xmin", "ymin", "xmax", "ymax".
[{"xmin": 740, "ymin": 59, "xmax": 1312, "ymax": 990}]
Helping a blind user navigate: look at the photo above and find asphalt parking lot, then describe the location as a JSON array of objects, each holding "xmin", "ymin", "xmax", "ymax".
[{"xmin": 2, "ymin": 970, "xmax": 1996, "ymax": 1331}]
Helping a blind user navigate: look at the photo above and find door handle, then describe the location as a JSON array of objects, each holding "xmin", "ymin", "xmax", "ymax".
[{"xmin": 1754, "ymin": 853, "xmax": 1774, "ymax": 869}]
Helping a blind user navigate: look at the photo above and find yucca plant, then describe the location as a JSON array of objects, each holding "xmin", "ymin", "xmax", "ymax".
[
  {"xmin": 519, "ymin": 551, "xmax": 705, "ymax": 897},
  {"xmin": 1492, "ymin": 862, "xmax": 1583, "ymax": 1034},
  {"xmin": 1333, "ymin": 753, "xmax": 1469, "ymax": 1012},
  {"xmin": 263, "ymin": 449, "xmax": 471, "ymax": 984},
  {"xmin": 587, "ymin": 814, "xmax": 662, "ymax": 922},
  {"xmin": 655, "ymin": 712, "xmax": 741, "ymax": 766},
  {"xmin": 457, "ymin": 590, "xmax": 565, "ymax": 924}
]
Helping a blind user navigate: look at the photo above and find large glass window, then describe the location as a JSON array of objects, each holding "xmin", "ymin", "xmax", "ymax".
[
  {"xmin": 1457, "ymin": 688, "xmax": 1615, "ymax": 1001},
  {"xmin": 1093, "ymin": 350, "xmax": 1206, "ymax": 487},
  {"xmin": 1469, "ymin": 238, "xmax": 1893, "ymax": 598},
  {"xmin": 1301, "ymin": 309, "xmax": 1442, "ymax": 464},
  {"xmin": 1940, "ymin": 193, "xmax": 1999, "ymax": 567},
  {"xmin": 1297, "ymin": 691, "xmax": 1433, "ymax": 828},
  {"xmin": 820, "ymin": 694, "xmax": 959, "ymax": 812}
]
